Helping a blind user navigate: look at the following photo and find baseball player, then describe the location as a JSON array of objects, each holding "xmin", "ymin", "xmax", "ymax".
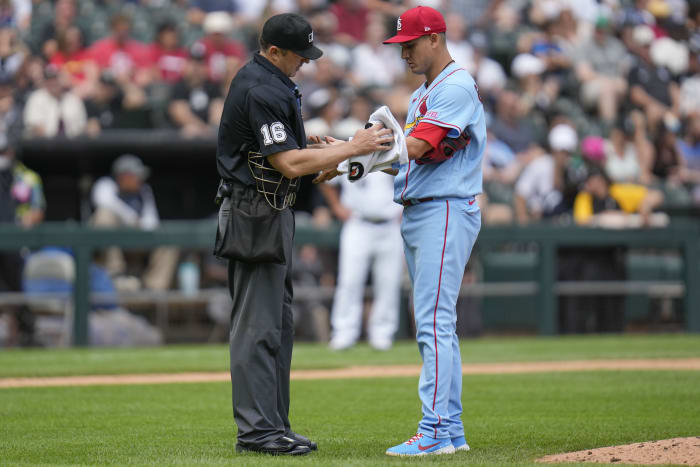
[
  {"xmin": 318, "ymin": 173, "xmax": 403, "ymax": 351},
  {"xmin": 381, "ymin": 6, "xmax": 485, "ymax": 457},
  {"xmin": 215, "ymin": 13, "xmax": 392, "ymax": 456}
]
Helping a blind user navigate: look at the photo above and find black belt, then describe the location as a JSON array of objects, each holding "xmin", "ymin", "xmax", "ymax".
[
  {"xmin": 401, "ymin": 197, "xmax": 434, "ymax": 207},
  {"xmin": 360, "ymin": 217, "xmax": 392, "ymax": 224}
]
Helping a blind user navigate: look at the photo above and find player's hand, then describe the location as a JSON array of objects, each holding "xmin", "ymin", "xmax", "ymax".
[
  {"xmin": 313, "ymin": 167, "xmax": 340, "ymax": 184},
  {"xmin": 308, "ymin": 135, "xmax": 323, "ymax": 145},
  {"xmin": 351, "ymin": 123, "xmax": 393, "ymax": 155}
]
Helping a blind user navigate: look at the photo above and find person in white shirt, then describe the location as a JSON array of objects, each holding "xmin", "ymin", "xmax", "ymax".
[
  {"xmin": 319, "ymin": 172, "xmax": 404, "ymax": 350},
  {"xmin": 23, "ymin": 65, "xmax": 86, "ymax": 138},
  {"xmin": 91, "ymin": 154, "xmax": 178, "ymax": 291}
]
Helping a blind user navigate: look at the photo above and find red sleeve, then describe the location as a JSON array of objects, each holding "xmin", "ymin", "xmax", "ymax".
[{"xmin": 410, "ymin": 121, "xmax": 449, "ymax": 149}]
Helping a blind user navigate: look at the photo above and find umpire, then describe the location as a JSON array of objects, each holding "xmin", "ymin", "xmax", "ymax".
[{"xmin": 215, "ymin": 13, "xmax": 392, "ymax": 456}]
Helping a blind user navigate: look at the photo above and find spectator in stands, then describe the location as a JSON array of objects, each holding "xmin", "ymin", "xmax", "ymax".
[
  {"xmin": 619, "ymin": 0, "xmax": 656, "ymax": 55},
  {"xmin": 298, "ymin": 56, "xmax": 346, "ymax": 110},
  {"xmin": 39, "ymin": 0, "xmax": 78, "ymax": 60},
  {"xmin": 679, "ymin": 113, "xmax": 700, "ymax": 203},
  {"xmin": 513, "ymin": 145, "xmax": 559, "ymax": 224},
  {"xmin": 168, "ymin": 42, "xmax": 223, "ymax": 139},
  {"xmin": 330, "ymin": 0, "xmax": 370, "ymax": 46},
  {"xmin": 0, "ymin": 136, "xmax": 45, "ymax": 346},
  {"xmin": 481, "ymin": 128, "xmax": 532, "ymax": 224},
  {"xmin": 186, "ymin": 0, "xmax": 239, "ymax": 28},
  {"xmin": 489, "ymin": 89, "xmax": 537, "ymax": 154},
  {"xmin": 0, "ymin": 76, "xmax": 21, "ymax": 144},
  {"xmin": 48, "ymin": 25, "xmax": 97, "ymax": 96},
  {"xmin": 198, "ymin": 12, "xmax": 246, "ymax": 87},
  {"xmin": 0, "ymin": 26, "xmax": 26, "ymax": 83},
  {"xmin": 445, "ymin": 12, "xmax": 474, "ymax": 71},
  {"xmin": 603, "ymin": 111, "xmax": 653, "ymax": 185},
  {"xmin": 679, "ymin": 45, "xmax": 699, "ymax": 118},
  {"xmin": 628, "ymin": 24, "xmax": 681, "ymax": 133},
  {"xmin": 651, "ymin": 118, "xmax": 692, "ymax": 205},
  {"xmin": 85, "ymin": 70, "xmax": 145, "ymax": 135},
  {"xmin": 467, "ymin": 30, "xmax": 507, "ymax": 98},
  {"xmin": 304, "ymin": 89, "xmax": 343, "ymax": 138},
  {"xmin": 573, "ymin": 168, "xmax": 624, "ymax": 226},
  {"xmin": 23, "ymin": 64, "xmax": 87, "ymax": 138},
  {"xmin": 514, "ymin": 123, "xmax": 580, "ymax": 223},
  {"xmin": 91, "ymin": 154, "xmax": 179, "ymax": 291},
  {"xmin": 530, "ymin": 18, "xmax": 572, "ymax": 76},
  {"xmin": 582, "ymin": 128, "xmax": 665, "ymax": 227},
  {"xmin": 308, "ymin": 10, "xmax": 352, "ymax": 70},
  {"xmin": 485, "ymin": 3, "xmax": 525, "ymax": 70},
  {"xmin": 574, "ymin": 15, "xmax": 630, "ymax": 126},
  {"xmin": 333, "ymin": 93, "xmax": 372, "ymax": 140},
  {"xmin": 88, "ymin": 13, "xmax": 151, "ymax": 86},
  {"xmin": 0, "ymin": 0, "xmax": 30, "ymax": 32},
  {"xmin": 349, "ymin": 15, "xmax": 403, "ymax": 89},
  {"xmin": 679, "ymin": 113, "xmax": 700, "ymax": 172},
  {"xmin": 511, "ymin": 52, "xmax": 552, "ymax": 115},
  {"xmin": 148, "ymin": 21, "xmax": 187, "ymax": 84}
]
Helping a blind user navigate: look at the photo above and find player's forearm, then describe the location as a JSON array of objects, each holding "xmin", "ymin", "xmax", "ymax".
[
  {"xmin": 406, "ymin": 136, "xmax": 432, "ymax": 160},
  {"xmin": 268, "ymin": 141, "xmax": 363, "ymax": 178}
]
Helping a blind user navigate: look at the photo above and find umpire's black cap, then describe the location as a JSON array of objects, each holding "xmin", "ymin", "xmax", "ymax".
[{"xmin": 262, "ymin": 13, "xmax": 323, "ymax": 60}]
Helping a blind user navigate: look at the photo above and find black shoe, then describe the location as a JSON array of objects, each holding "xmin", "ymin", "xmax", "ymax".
[
  {"xmin": 286, "ymin": 430, "xmax": 318, "ymax": 451},
  {"xmin": 235, "ymin": 435, "xmax": 311, "ymax": 456}
]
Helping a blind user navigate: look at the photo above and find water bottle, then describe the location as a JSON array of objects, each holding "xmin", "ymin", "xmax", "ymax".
[{"xmin": 178, "ymin": 260, "xmax": 200, "ymax": 297}]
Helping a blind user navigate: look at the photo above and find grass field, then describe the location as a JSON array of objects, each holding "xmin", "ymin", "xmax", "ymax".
[
  {"xmin": 1, "ymin": 334, "xmax": 699, "ymax": 378},
  {"xmin": 1, "ymin": 334, "xmax": 699, "ymax": 465}
]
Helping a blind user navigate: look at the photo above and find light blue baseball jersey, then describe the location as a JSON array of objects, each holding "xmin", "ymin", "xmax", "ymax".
[{"xmin": 393, "ymin": 62, "xmax": 486, "ymax": 204}]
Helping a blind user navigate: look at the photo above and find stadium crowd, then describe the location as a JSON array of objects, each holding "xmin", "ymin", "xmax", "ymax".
[
  {"xmin": 0, "ymin": 0, "xmax": 699, "ymax": 343},
  {"xmin": 1, "ymin": 0, "xmax": 698, "ymax": 221}
]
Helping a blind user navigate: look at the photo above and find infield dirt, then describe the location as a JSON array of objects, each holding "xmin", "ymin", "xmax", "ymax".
[
  {"xmin": 536, "ymin": 436, "xmax": 700, "ymax": 465},
  {"xmin": 1, "ymin": 357, "xmax": 699, "ymax": 388}
]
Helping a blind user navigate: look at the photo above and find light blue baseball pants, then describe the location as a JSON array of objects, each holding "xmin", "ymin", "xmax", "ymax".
[{"xmin": 401, "ymin": 197, "xmax": 481, "ymax": 440}]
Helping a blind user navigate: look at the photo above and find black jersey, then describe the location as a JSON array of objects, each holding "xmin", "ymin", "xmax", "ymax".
[{"xmin": 216, "ymin": 53, "xmax": 306, "ymax": 186}]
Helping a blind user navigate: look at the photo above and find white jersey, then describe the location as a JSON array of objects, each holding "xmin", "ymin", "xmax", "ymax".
[{"xmin": 332, "ymin": 174, "xmax": 402, "ymax": 221}]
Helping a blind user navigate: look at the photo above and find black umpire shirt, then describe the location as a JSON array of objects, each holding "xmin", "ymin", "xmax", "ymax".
[{"xmin": 216, "ymin": 53, "xmax": 306, "ymax": 186}]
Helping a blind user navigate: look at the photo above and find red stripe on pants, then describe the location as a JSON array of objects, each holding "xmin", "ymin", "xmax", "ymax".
[{"xmin": 432, "ymin": 200, "xmax": 449, "ymax": 436}]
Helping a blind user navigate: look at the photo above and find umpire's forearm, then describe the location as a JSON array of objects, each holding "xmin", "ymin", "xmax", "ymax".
[{"xmin": 267, "ymin": 142, "xmax": 362, "ymax": 179}]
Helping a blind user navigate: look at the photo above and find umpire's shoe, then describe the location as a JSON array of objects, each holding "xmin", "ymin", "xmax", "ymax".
[
  {"xmin": 236, "ymin": 435, "xmax": 311, "ymax": 456},
  {"xmin": 286, "ymin": 430, "xmax": 318, "ymax": 451}
]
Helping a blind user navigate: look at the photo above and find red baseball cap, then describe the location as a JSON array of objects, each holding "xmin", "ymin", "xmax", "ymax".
[{"xmin": 383, "ymin": 6, "xmax": 447, "ymax": 44}]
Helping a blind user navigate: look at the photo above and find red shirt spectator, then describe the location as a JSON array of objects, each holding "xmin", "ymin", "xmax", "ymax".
[
  {"xmin": 49, "ymin": 26, "xmax": 92, "ymax": 84},
  {"xmin": 198, "ymin": 36, "xmax": 246, "ymax": 83},
  {"xmin": 199, "ymin": 12, "xmax": 247, "ymax": 83},
  {"xmin": 330, "ymin": 0, "xmax": 370, "ymax": 44},
  {"xmin": 88, "ymin": 14, "xmax": 150, "ymax": 79},
  {"xmin": 148, "ymin": 22, "xmax": 187, "ymax": 83}
]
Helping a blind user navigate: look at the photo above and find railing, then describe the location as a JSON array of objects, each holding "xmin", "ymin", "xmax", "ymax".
[{"xmin": 0, "ymin": 220, "xmax": 698, "ymax": 345}]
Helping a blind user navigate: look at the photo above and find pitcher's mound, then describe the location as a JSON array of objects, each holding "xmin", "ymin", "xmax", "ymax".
[{"xmin": 536, "ymin": 437, "xmax": 700, "ymax": 465}]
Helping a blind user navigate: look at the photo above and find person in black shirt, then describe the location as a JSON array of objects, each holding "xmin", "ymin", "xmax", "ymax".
[
  {"xmin": 215, "ymin": 13, "xmax": 392, "ymax": 456},
  {"xmin": 168, "ymin": 42, "xmax": 223, "ymax": 138}
]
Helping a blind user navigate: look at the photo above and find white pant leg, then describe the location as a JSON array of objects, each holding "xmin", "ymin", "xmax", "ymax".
[
  {"xmin": 330, "ymin": 219, "xmax": 372, "ymax": 345},
  {"xmin": 368, "ymin": 222, "xmax": 403, "ymax": 345}
]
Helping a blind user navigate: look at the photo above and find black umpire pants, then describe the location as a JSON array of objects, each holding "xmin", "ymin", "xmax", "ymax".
[{"xmin": 224, "ymin": 188, "xmax": 296, "ymax": 447}]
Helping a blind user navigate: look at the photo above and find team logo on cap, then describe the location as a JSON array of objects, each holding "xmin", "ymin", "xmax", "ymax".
[
  {"xmin": 424, "ymin": 26, "xmax": 431, "ymax": 31},
  {"xmin": 397, "ymin": 17, "xmax": 402, "ymax": 31},
  {"xmin": 308, "ymin": 31, "xmax": 313, "ymax": 43}
]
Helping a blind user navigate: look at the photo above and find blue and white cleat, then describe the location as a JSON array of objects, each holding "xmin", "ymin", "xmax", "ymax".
[
  {"xmin": 385, "ymin": 433, "xmax": 455, "ymax": 457},
  {"xmin": 451, "ymin": 436, "xmax": 471, "ymax": 452}
]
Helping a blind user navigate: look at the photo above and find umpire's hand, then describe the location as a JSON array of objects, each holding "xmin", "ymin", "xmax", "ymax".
[{"xmin": 351, "ymin": 123, "xmax": 394, "ymax": 155}]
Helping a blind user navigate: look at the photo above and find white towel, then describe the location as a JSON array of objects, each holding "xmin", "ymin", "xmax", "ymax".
[{"xmin": 337, "ymin": 106, "xmax": 408, "ymax": 181}]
